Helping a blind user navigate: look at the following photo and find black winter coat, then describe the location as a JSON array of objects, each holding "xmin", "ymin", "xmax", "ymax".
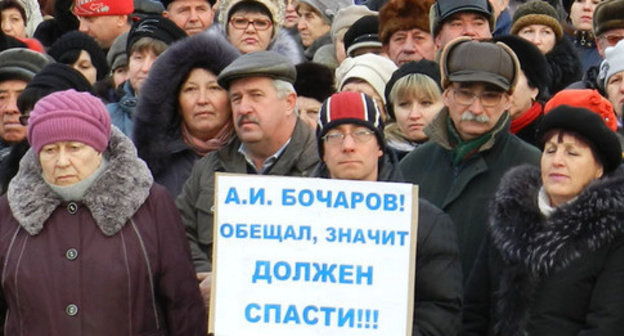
[
  {"xmin": 315, "ymin": 150, "xmax": 464, "ymax": 336},
  {"xmin": 399, "ymin": 110, "xmax": 541, "ymax": 280},
  {"xmin": 463, "ymin": 165, "xmax": 624, "ymax": 336}
]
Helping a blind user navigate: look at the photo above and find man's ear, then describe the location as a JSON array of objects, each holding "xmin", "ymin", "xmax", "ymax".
[
  {"xmin": 501, "ymin": 92, "xmax": 512, "ymax": 111},
  {"xmin": 442, "ymin": 87, "xmax": 453, "ymax": 106},
  {"xmin": 285, "ymin": 92, "xmax": 297, "ymax": 115},
  {"xmin": 115, "ymin": 14, "xmax": 129, "ymax": 28}
]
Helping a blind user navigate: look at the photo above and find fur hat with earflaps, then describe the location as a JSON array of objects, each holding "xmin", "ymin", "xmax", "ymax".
[{"xmin": 379, "ymin": 0, "xmax": 434, "ymax": 44}]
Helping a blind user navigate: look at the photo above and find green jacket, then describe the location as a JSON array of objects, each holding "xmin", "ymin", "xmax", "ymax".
[
  {"xmin": 399, "ymin": 108, "xmax": 541, "ymax": 281},
  {"xmin": 176, "ymin": 119, "xmax": 320, "ymax": 272}
]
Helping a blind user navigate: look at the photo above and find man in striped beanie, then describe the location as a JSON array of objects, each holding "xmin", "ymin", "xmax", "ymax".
[
  {"xmin": 314, "ymin": 90, "xmax": 464, "ymax": 335},
  {"xmin": 316, "ymin": 91, "xmax": 384, "ymax": 181}
]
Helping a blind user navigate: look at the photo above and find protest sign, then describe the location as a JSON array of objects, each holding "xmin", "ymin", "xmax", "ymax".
[{"xmin": 210, "ymin": 173, "xmax": 418, "ymax": 336}]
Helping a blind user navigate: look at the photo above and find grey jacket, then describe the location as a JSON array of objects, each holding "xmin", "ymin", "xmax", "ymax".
[{"xmin": 176, "ymin": 119, "xmax": 320, "ymax": 272}]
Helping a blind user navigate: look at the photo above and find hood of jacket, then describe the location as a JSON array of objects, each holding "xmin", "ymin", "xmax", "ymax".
[
  {"xmin": 488, "ymin": 164, "xmax": 624, "ymax": 335},
  {"xmin": 134, "ymin": 31, "xmax": 240, "ymax": 176},
  {"xmin": 209, "ymin": 24, "xmax": 305, "ymax": 65},
  {"xmin": 7, "ymin": 127, "xmax": 154, "ymax": 236}
]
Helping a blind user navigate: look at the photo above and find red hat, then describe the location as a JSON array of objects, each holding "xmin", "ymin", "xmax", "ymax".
[
  {"xmin": 74, "ymin": 0, "xmax": 134, "ymax": 16},
  {"xmin": 544, "ymin": 89, "xmax": 617, "ymax": 132}
]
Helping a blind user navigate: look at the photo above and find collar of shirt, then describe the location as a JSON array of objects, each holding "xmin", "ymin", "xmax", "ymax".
[{"xmin": 238, "ymin": 138, "xmax": 292, "ymax": 174}]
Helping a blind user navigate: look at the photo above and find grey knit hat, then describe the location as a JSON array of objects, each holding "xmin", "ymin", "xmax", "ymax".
[{"xmin": 107, "ymin": 32, "xmax": 129, "ymax": 71}]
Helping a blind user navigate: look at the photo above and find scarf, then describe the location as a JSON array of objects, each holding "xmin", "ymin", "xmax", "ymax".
[
  {"xmin": 447, "ymin": 113, "xmax": 509, "ymax": 166},
  {"xmin": 45, "ymin": 157, "xmax": 108, "ymax": 201},
  {"xmin": 511, "ymin": 101, "xmax": 542, "ymax": 134},
  {"xmin": 181, "ymin": 121, "xmax": 234, "ymax": 156}
]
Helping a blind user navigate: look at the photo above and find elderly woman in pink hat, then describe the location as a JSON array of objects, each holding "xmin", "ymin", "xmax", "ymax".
[{"xmin": 0, "ymin": 89, "xmax": 206, "ymax": 335}]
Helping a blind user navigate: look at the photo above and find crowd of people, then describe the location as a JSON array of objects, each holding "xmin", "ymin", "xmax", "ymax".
[{"xmin": 0, "ymin": 0, "xmax": 623, "ymax": 334}]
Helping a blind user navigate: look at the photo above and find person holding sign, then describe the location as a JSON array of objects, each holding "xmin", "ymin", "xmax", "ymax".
[
  {"xmin": 463, "ymin": 106, "xmax": 624, "ymax": 335},
  {"xmin": 314, "ymin": 91, "xmax": 463, "ymax": 336},
  {"xmin": 176, "ymin": 50, "xmax": 320, "ymax": 292}
]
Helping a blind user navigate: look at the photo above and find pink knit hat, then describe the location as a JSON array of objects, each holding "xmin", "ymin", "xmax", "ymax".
[{"xmin": 27, "ymin": 89, "xmax": 111, "ymax": 154}]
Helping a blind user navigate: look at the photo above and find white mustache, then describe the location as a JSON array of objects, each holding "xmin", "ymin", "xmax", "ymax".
[{"xmin": 461, "ymin": 111, "xmax": 490, "ymax": 123}]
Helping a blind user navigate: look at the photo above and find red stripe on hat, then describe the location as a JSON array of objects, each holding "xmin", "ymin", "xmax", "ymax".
[{"xmin": 327, "ymin": 91, "xmax": 368, "ymax": 123}]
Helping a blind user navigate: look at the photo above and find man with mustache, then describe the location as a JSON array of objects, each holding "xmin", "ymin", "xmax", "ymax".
[
  {"xmin": 176, "ymin": 51, "xmax": 320, "ymax": 273},
  {"xmin": 399, "ymin": 37, "xmax": 541, "ymax": 281}
]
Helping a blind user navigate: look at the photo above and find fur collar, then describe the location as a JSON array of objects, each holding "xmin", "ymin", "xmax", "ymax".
[
  {"xmin": 208, "ymin": 25, "xmax": 304, "ymax": 65},
  {"xmin": 7, "ymin": 128, "xmax": 153, "ymax": 236},
  {"xmin": 490, "ymin": 165, "xmax": 624, "ymax": 275},
  {"xmin": 489, "ymin": 165, "xmax": 624, "ymax": 335}
]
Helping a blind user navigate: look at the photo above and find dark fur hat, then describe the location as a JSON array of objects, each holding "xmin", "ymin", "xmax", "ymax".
[
  {"xmin": 379, "ymin": 0, "xmax": 435, "ymax": 44},
  {"xmin": 494, "ymin": 35, "xmax": 551, "ymax": 101},
  {"xmin": 294, "ymin": 62, "xmax": 335, "ymax": 103},
  {"xmin": 593, "ymin": 0, "xmax": 624, "ymax": 36}
]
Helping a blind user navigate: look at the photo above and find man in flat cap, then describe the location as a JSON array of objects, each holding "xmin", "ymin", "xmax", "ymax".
[
  {"xmin": 176, "ymin": 50, "xmax": 320, "ymax": 303},
  {"xmin": 430, "ymin": 0, "xmax": 495, "ymax": 51},
  {"xmin": 399, "ymin": 37, "xmax": 541, "ymax": 281},
  {"xmin": 0, "ymin": 48, "xmax": 50, "ymax": 165}
]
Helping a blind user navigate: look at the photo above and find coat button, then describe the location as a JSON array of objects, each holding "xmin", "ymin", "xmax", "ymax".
[
  {"xmin": 67, "ymin": 202, "xmax": 78, "ymax": 215},
  {"xmin": 65, "ymin": 304, "xmax": 78, "ymax": 316},
  {"xmin": 65, "ymin": 248, "xmax": 78, "ymax": 261}
]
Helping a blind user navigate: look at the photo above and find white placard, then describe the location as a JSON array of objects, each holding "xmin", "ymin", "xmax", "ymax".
[{"xmin": 210, "ymin": 173, "xmax": 418, "ymax": 336}]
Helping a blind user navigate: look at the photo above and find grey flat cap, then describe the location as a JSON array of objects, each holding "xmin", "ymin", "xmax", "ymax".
[
  {"xmin": 0, "ymin": 49, "xmax": 52, "ymax": 83},
  {"xmin": 217, "ymin": 51, "xmax": 296, "ymax": 89}
]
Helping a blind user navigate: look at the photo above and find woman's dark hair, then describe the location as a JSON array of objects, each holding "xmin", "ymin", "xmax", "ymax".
[
  {"xmin": 0, "ymin": 0, "xmax": 27, "ymax": 25},
  {"xmin": 56, "ymin": 48, "xmax": 81, "ymax": 66},
  {"xmin": 540, "ymin": 128, "xmax": 605, "ymax": 169},
  {"xmin": 169, "ymin": 63, "xmax": 218, "ymax": 135},
  {"xmin": 228, "ymin": 1, "xmax": 272, "ymax": 22}
]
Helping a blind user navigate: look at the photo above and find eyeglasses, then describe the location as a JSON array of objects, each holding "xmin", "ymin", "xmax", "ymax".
[
  {"xmin": 452, "ymin": 88, "xmax": 504, "ymax": 108},
  {"xmin": 229, "ymin": 17, "xmax": 273, "ymax": 31},
  {"xmin": 322, "ymin": 129, "xmax": 376, "ymax": 145},
  {"xmin": 600, "ymin": 34, "xmax": 624, "ymax": 46}
]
